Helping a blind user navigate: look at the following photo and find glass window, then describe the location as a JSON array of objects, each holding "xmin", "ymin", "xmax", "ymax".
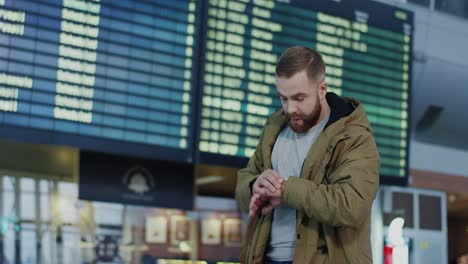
[
  {"xmin": 58, "ymin": 182, "xmax": 78, "ymax": 224},
  {"xmin": 40, "ymin": 228, "xmax": 53, "ymax": 264},
  {"xmin": 1, "ymin": 174, "xmax": 246, "ymax": 263},
  {"xmin": 58, "ymin": 182, "xmax": 77, "ymax": 196},
  {"xmin": 40, "ymin": 192, "xmax": 50, "ymax": 221},
  {"xmin": 59, "ymin": 195, "xmax": 78, "ymax": 224},
  {"xmin": 435, "ymin": 0, "xmax": 468, "ymax": 19},
  {"xmin": 62, "ymin": 225, "xmax": 81, "ymax": 263},
  {"xmin": 21, "ymin": 224, "xmax": 37, "ymax": 263},
  {"xmin": 4, "ymin": 226, "xmax": 15, "ymax": 264},
  {"xmin": 2, "ymin": 176, "xmax": 15, "ymax": 191},
  {"xmin": 40, "ymin": 179, "xmax": 49, "ymax": 192},
  {"xmin": 20, "ymin": 178, "xmax": 35, "ymax": 192},
  {"xmin": 2, "ymin": 190, "xmax": 15, "ymax": 218},
  {"xmin": 20, "ymin": 192, "xmax": 35, "ymax": 220}
]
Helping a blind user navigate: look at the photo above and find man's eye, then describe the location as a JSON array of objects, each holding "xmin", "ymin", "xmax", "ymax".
[
  {"xmin": 280, "ymin": 97, "xmax": 287, "ymax": 102},
  {"xmin": 296, "ymin": 97, "xmax": 304, "ymax": 102}
]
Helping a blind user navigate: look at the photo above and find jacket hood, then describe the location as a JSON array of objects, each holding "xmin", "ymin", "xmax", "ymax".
[{"xmin": 324, "ymin": 92, "xmax": 373, "ymax": 134}]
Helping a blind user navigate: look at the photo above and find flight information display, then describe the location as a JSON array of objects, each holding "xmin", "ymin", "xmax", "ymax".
[
  {"xmin": 198, "ymin": 0, "xmax": 412, "ymax": 182},
  {"xmin": 0, "ymin": 0, "xmax": 197, "ymax": 161},
  {"xmin": 0, "ymin": 0, "xmax": 413, "ymax": 183}
]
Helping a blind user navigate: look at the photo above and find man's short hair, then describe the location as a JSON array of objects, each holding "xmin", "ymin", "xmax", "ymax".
[{"xmin": 275, "ymin": 46, "xmax": 326, "ymax": 81}]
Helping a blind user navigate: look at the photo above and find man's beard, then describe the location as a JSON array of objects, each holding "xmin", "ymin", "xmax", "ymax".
[{"xmin": 287, "ymin": 102, "xmax": 322, "ymax": 133}]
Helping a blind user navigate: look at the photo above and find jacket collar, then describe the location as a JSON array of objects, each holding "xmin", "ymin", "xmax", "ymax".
[{"xmin": 324, "ymin": 92, "xmax": 355, "ymax": 129}]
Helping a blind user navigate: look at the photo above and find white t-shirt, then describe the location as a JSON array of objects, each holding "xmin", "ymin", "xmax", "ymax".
[{"xmin": 267, "ymin": 113, "xmax": 330, "ymax": 261}]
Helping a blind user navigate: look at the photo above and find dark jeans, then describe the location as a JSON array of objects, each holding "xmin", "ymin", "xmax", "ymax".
[{"xmin": 264, "ymin": 259, "xmax": 293, "ymax": 264}]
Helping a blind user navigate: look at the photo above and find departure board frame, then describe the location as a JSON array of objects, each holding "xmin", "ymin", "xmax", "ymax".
[
  {"xmin": 196, "ymin": 0, "xmax": 413, "ymax": 186},
  {"xmin": 0, "ymin": 0, "xmax": 413, "ymax": 186},
  {"xmin": 0, "ymin": 0, "xmax": 201, "ymax": 163}
]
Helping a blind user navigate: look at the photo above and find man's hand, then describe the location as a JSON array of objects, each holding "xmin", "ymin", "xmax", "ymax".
[
  {"xmin": 248, "ymin": 187, "xmax": 283, "ymax": 218},
  {"xmin": 249, "ymin": 170, "xmax": 284, "ymax": 218},
  {"xmin": 252, "ymin": 169, "xmax": 283, "ymax": 196},
  {"xmin": 261, "ymin": 189, "xmax": 282, "ymax": 215},
  {"xmin": 248, "ymin": 192, "xmax": 266, "ymax": 219}
]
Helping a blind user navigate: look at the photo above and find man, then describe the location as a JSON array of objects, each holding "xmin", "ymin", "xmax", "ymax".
[{"xmin": 235, "ymin": 46, "xmax": 380, "ymax": 264}]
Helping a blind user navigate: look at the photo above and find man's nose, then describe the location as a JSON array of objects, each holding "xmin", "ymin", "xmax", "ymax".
[{"xmin": 286, "ymin": 101, "xmax": 297, "ymax": 115}]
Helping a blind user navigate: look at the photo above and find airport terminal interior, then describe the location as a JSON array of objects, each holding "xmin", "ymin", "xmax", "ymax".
[{"xmin": 0, "ymin": 0, "xmax": 467, "ymax": 263}]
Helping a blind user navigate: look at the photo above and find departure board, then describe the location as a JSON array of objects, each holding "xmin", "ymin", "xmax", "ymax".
[
  {"xmin": 0, "ymin": 0, "xmax": 198, "ymax": 161},
  {"xmin": 198, "ymin": 0, "xmax": 412, "ymax": 183}
]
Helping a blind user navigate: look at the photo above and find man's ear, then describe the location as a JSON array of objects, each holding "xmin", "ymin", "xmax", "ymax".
[{"xmin": 320, "ymin": 81, "xmax": 328, "ymax": 97}]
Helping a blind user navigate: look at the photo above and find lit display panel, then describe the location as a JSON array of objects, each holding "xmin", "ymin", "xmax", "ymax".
[
  {"xmin": 198, "ymin": 0, "xmax": 413, "ymax": 183},
  {"xmin": 0, "ymin": 0, "xmax": 198, "ymax": 161}
]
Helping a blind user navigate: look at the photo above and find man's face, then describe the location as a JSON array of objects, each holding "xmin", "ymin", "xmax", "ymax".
[{"xmin": 276, "ymin": 70, "xmax": 326, "ymax": 133}]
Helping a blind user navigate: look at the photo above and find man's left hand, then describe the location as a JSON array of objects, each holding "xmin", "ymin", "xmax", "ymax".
[
  {"xmin": 248, "ymin": 187, "xmax": 282, "ymax": 218},
  {"xmin": 260, "ymin": 188, "xmax": 282, "ymax": 215}
]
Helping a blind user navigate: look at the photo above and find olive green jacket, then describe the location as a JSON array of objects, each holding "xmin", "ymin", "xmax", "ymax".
[{"xmin": 235, "ymin": 93, "xmax": 380, "ymax": 264}]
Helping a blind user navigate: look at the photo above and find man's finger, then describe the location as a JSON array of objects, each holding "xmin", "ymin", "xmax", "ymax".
[
  {"xmin": 249, "ymin": 193, "xmax": 265, "ymax": 215},
  {"xmin": 249, "ymin": 207, "xmax": 257, "ymax": 219},
  {"xmin": 267, "ymin": 169, "xmax": 282, "ymax": 182},
  {"xmin": 263, "ymin": 179, "xmax": 279, "ymax": 193},
  {"xmin": 262, "ymin": 170, "xmax": 283, "ymax": 189},
  {"xmin": 249, "ymin": 195, "xmax": 262, "ymax": 218},
  {"xmin": 253, "ymin": 186, "xmax": 269, "ymax": 197},
  {"xmin": 249, "ymin": 193, "xmax": 259, "ymax": 211},
  {"xmin": 257, "ymin": 176, "xmax": 280, "ymax": 193},
  {"xmin": 261, "ymin": 202, "xmax": 274, "ymax": 215}
]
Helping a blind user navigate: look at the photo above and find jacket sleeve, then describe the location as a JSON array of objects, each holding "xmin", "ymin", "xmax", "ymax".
[
  {"xmin": 281, "ymin": 131, "xmax": 380, "ymax": 228},
  {"xmin": 235, "ymin": 129, "xmax": 265, "ymax": 212}
]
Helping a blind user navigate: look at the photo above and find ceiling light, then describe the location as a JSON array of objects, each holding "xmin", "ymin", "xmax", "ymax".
[{"xmin": 195, "ymin": 175, "xmax": 223, "ymax": 185}]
